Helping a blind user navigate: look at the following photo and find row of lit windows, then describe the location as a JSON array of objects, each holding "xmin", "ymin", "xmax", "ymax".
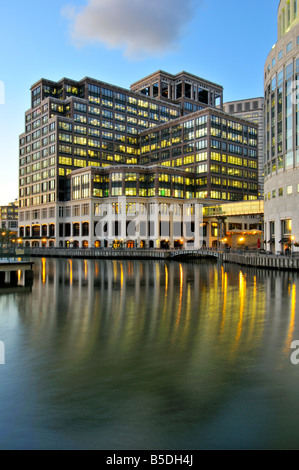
[
  {"xmin": 19, "ymin": 158, "xmax": 56, "ymax": 176},
  {"xmin": 195, "ymin": 191, "xmax": 257, "ymax": 201},
  {"xmin": 74, "ymin": 99, "xmax": 179, "ymax": 117},
  {"xmin": 19, "ymin": 168, "xmax": 56, "ymax": 186},
  {"xmin": 19, "ymin": 193, "xmax": 56, "ymax": 207},
  {"xmin": 92, "ymin": 187, "xmax": 195, "ymax": 199},
  {"xmin": 265, "ymin": 183, "xmax": 299, "ymax": 200}
]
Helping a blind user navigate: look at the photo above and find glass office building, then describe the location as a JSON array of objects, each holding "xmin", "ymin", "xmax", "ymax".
[{"xmin": 264, "ymin": 0, "xmax": 299, "ymax": 253}]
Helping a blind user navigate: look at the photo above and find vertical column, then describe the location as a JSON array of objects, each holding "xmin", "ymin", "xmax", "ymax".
[
  {"xmin": 182, "ymin": 79, "xmax": 185, "ymax": 98},
  {"xmin": 4, "ymin": 271, "xmax": 11, "ymax": 284},
  {"xmin": 119, "ymin": 197, "xmax": 127, "ymax": 245},
  {"xmin": 265, "ymin": 220, "xmax": 269, "ymax": 252},
  {"xmin": 194, "ymin": 204, "xmax": 203, "ymax": 249},
  {"xmin": 191, "ymin": 83, "xmax": 195, "ymax": 101},
  {"xmin": 206, "ymin": 223, "xmax": 211, "ymax": 248},
  {"xmin": 150, "ymin": 83, "xmax": 154, "ymax": 99},
  {"xmin": 275, "ymin": 217, "xmax": 282, "ymax": 254},
  {"xmin": 158, "ymin": 78, "xmax": 162, "ymax": 100},
  {"xmin": 151, "ymin": 203, "xmax": 160, "ymax": 248}
]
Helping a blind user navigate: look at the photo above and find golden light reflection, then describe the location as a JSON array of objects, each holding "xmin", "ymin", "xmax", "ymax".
[
  {"xmin": 248, "ymin": 275, "xmax": 258, "ymax": 342},
  {"xmin": 84, "ymin": 260, "xmax": 88, "ymax": 279},
  {"xmin": 94, "ymin": 261, "xmax": 99, "ymax": 277},
  {"xmin": 24, "ymin": 259, "xmax": 274, "ymax": 374},
  {"xmin": 231, "ymin": 271, "xmax": 246, "ymax": 353},
  {"xmin": 176, "ymin": 264, "xmax": 184, "ymax": 327},
  {"xmin": 162, "ymin": 264, "xmax": 169, "ymax": 317},
  {"xmin": 113, "ymin": 260, "xmax": 117, "ymax": 283},
  {"xmin": 69, "ymin": 259, "xmax": 73, "ymax": 286},
  {"xmin": 220, "ymin": 270, "xmax": 228, "ymax": 336},
  {"xmin": 285, "ymin": 284, "xmax": 296, "ymax": 352},
  {"xmin": 120, "ymin": 262, "xmax": 124, "ymax": 289},
  {"xmin": 17, "ymin": 270, "xmax": 21, "ymax": 283},
  {"xmin": 41, "ymin": 258, "xmax": 46, "ymax": 285},
  {"xmin": 214, "ymin": 266, "xmax": 218, "ymax": 289},
  {"xmin": 165, "ymin": 264, "xmax": 168, "ymax": 296}
]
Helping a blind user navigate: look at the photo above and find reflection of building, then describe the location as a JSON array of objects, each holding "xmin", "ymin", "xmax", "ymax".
[
  {"xmin": 264, "ymin": 0, "xmax": 299, "ymax": 254},
  {"xmin": 0, "ymin": 200, "xmax": 18, "ymax": 231},
  {"xmin": 223, "ymin": 98, "xmax": 264, "ymax": 198},
  {"xmin": 18, "ymin": 71, "xmax": 259, "ymax": 248}
]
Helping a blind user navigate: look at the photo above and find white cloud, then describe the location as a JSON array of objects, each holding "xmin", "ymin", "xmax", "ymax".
[{"xmin": 63, "ymin": 0, "xmax": 198, "ymax": 58}]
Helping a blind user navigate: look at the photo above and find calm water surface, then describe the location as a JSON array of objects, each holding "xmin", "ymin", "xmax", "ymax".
[{"xmin": 0, "ymin": 258, "xmax": 299, "ymax": 449}]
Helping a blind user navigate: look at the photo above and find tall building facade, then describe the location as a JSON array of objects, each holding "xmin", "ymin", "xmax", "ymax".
[
  {"xmin": 264, "ymin": 0, "xmax": 299, "ymax": 253},
  {"xmin": 18, "ymin": 71, "xmax": 259, "ymax": 249},
  {"xmin": 223, "ymin": 97, "xmax": 264, "ymax": 198}
]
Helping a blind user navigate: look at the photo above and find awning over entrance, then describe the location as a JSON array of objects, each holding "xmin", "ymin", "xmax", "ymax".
[
  {"xmin": 267, "ymin": 238, "xmax": 275, "ymax": 244},
  {"xmin": 280, "ymin": 237, "xmax": 291, "ymax": 244}
]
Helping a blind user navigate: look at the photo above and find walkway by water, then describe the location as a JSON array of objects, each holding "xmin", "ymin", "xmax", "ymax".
[{"xmin": 29, "ymin": 247, "xmax": 299, "ymax": 271}]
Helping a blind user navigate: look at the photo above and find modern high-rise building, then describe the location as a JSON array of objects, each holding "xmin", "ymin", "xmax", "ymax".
[
  {"xmin": 18, "ymin": 71, "xmax": 259, "ymax": 249},
  {"xmin": 223, "ymin": 97, "xmax": 264, "ymax": 198},
  {"xmin": 264, "ymin": 0, "xmax": 299, "ymax": 253}
]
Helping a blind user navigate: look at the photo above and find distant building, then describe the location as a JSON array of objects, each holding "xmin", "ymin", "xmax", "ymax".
[
  {"xmin": 0, "ymin": 200, "xmax": 18, "ymax": 231},
  {"xmin": 223, "ymin": 98, "xmax": 264, "ymax": 198}
]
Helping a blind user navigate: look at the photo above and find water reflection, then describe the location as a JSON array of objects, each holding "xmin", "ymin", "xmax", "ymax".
[
  {"xmin": 26, "ymin": 259, "xmax": 269, "ymax": 362},
  {"xmin": 1, "ymin": 258, "xmax": 299, "ymax": 449},
  {"xmin": 23, "ymin": 258, "xmax": 299, "ymax": 378}
]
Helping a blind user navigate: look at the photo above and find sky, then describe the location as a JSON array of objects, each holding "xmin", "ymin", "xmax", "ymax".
[{"xmin": 0, "ymin": 0, "xmax": 278, "ymax": 205}]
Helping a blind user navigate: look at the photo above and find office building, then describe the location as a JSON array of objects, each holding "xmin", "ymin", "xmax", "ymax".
[
  {"xmin": 264, "ymin": 0, "xmax": 299, "ymax": 253},
  {"xmin": 223, "ymin": 97, "xmax": 264, "ymax": 197},
  {"xmin": 0, "ymin": 200, "xmax": 18, "ymax": 231},
  {"xmin": 18, "ymin": 71, "xmax": 258, "ymax": 248}
]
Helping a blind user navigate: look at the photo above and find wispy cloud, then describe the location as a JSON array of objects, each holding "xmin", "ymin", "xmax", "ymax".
[{"xmin": 62, "ymin": 0, "xmax": 198, "ymax": 58}]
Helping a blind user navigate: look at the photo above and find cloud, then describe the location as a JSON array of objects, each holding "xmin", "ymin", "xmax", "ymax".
[{"xmin": 63, "ymin": 0, "xmax": 198, "ymax": 58}]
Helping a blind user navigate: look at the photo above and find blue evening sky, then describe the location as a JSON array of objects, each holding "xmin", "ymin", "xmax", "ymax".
[{"xmin": 0, "ymin": 0, "xmax": 278, "ymax": 205}]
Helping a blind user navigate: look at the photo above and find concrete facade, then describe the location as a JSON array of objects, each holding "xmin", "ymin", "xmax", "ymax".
[{"xmin": 264, "ymin": 1, "xmax": 299, "ymax": 253}]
